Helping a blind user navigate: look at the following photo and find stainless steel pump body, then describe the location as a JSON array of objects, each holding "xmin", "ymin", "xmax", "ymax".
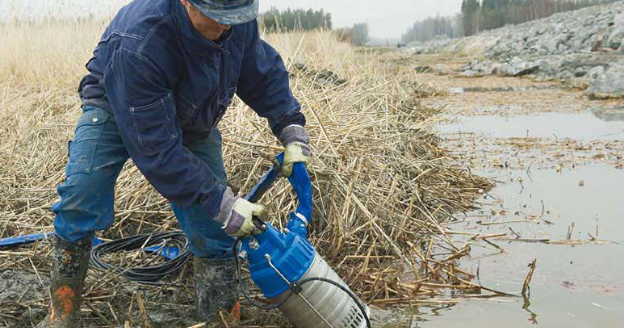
[{"xmin": 269, "ymin": 253, "xmax": 370, "ymax": 328}]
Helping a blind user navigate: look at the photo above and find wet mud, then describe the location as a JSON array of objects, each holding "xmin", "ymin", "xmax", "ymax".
[{"xmin": 0, "ymin": 270, "xmax": 48, "ymax": 326}]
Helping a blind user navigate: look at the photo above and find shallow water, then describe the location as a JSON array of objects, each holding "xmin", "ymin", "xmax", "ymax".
[
  {"xmin": 448, "ymin": 86, "xmax": 557, "ymax": 93},
  {"xmin": 411, "ymin": 87, "xmax": 624, "ymax": 327},
  {"xmin": 438, "ymin": 110, "xmax": 624, "ymax": 141},
  {"xmin": 415, "ymin": 165, "xmax": 624, "ymax": 328}
]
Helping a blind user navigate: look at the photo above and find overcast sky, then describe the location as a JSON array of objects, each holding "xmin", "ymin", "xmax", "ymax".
[
  {"xmin": 259, "ymin": 0, "xmax": 464, "ymax": 39},
  {"xmin": 0, "ymin": 0, "xmax": 464, "ymax": 39}
]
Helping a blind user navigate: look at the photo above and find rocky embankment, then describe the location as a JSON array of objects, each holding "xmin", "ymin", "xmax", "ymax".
[{"xmin": 407, "ymin": 2, "xmax": 624, "ymax": 99}]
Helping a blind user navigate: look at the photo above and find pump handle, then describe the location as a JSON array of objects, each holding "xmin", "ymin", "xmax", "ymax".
[
  {"xmin": 252, "ymin": 216, "xmax": 268, "ymax": 232},
  {"xmin": 243, "ymin": 152, "xmax": 313, "ymax": 236}
]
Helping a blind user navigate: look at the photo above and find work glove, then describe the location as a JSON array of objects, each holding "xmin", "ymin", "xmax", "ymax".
[
  {"xmin": 216, "ymin": 188, "xmax": 268, "ymax": 237},
  {"xmin": 278, "ymin": 125, "xmax": 311, "ymax": 177}
]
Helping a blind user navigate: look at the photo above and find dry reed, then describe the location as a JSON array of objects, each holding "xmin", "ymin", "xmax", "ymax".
[{"xmin": 0, "ymin": 20, "xmax": 492, "ymax": 327}]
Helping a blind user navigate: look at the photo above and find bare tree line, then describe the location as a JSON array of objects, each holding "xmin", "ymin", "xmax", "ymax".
[
  {"xmin": 402, "ymin": 15, "xmax": 464, "ymax": 42},
  {"xmin": 402, "ymin": 0, "xmax": 619, "ymax": 43},
  {"xmin": 260, "ymin": 8, "xmax": 332, "ymax": 32},
  {"xmin": 259, "ymin": 8, "xmax": 370, "ymax": 46},
  {"xmin": 335, "ymin": 23, "xmax": 370, "ymax": 46}
]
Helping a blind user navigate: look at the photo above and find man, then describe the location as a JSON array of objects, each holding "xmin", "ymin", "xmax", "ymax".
[{"xmin": 40, "ymin": 0, "xmax": 310, "ymax": 326}]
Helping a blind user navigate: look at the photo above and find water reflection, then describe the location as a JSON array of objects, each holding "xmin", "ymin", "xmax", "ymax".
[
  {"xmin": 416, "ymin": 165, "xmax": 624, "ymax": 328},
  {"xmin": 449, "ymin": 86, "xmax": 557, "ymax": 94},
  {"xmin": 590, "ymin": 105, "xmax": 624, "ymax": 122},
  {"xmin": 438, "ymin": 111, "xmax": 624, "ymax": 140}
]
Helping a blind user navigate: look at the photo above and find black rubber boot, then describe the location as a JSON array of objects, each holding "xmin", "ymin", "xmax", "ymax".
[
  {"xmin": 38, "ymin": 235, "xmax": 92, "ymax": 328},
  {"xmin": 194, "ymin": 256, "xmax": 239, "ymax": 322}
]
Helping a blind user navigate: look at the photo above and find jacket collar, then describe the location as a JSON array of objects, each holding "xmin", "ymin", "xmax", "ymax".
[{"xmin": 172, "ymin": 0, "xmax": 233, "ymax": 56}]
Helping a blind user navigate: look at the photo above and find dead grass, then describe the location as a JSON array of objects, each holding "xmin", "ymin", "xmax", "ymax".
[{"xmin": 0, "ymin": 20, "xmax": 492, "ymax": 327}]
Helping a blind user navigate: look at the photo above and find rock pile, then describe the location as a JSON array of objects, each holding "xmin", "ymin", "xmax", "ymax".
[
  {"xmin": 586, "ymin": 57, "xmax": 624, "ymax": 99},
  {"xmin": 406, "ymin": 2, "xmax": 624, "ymax": 99},
  {"xmin": 406, "ymin": 37, "xmax": 457, "ymax": 55},
  {"xmin": 485, "ymin": 4, "xmax": 621, "ymax": 58}
]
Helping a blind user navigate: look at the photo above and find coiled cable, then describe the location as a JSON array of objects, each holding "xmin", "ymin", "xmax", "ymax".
[{"xmin": 90, "ymin": 231, "xmax": 191, "ymax": 285}]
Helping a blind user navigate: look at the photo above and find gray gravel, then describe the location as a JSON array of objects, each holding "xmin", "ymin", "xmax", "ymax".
[{"xmin": 406, "ymin": 2, "xmax": 624, "ymax": 99}]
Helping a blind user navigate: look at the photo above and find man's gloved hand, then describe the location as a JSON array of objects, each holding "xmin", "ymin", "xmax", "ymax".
[
  {"xmin": 217, "ymin": 188, "xmax": 268, "ymax": 237},
  {"xmin": 279, "ymin": 125, "xmax": 311, "ymax": 177}
]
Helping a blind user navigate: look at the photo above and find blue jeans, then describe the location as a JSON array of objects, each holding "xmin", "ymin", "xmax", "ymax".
[{"xmin": 52, "ymin": 106, "xmax": 235, "ymax": 258}]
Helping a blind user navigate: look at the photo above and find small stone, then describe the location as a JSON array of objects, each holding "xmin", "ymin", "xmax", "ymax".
[
  {"xmin": 588, "ymin": 66, "xmax": 605, "ymax": 79},
  {"xmin": 510, "ymin": 56, "xmax": 524, "ymax": 65},
  {"xmin": 460, "ymin": 70, "xmax": 479, "ymax": 78},
  {"xmin": 587, "ymin": 59, "xmax": 624, "ymax": 99},
  {"xmin": 496, "ymin": 63, "xmax": 517, "ymax": 76},
  {"xmin": 515, "ymin": 65, "xmax": 540, "ymax": 76},
  {"xmin": 607, "ymin": 26, "xmax": 624, "ymax": 49}
]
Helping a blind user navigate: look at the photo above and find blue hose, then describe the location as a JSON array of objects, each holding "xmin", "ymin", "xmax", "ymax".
[{"xmin": 0, "ymin": 232, "xmax": 179, "ymax": 260}]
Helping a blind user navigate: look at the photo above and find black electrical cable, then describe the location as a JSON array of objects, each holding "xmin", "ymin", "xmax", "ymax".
[
  {"xmin": 91, "ymin": 232, "xmax": 370, "ymax": 326},
  {"xmin": 232, "ymin": 238, "xmax": 372, "ymax": 328},
  {"xmin": 90, "ymin": 231, "xmax": 191, "ymax": 285}
]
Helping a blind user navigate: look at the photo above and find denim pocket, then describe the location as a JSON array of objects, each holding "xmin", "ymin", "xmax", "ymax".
[
  {"xmin": 176, "ymin": 94, "xmax": 198, "ymax": 122},
  {"xmin": 66, "ymin": 109, "xmax": 110, "ymax": 175},
  {"xmin": 130, "ymin": 93, "xmax": 178, "ymax": 155}
]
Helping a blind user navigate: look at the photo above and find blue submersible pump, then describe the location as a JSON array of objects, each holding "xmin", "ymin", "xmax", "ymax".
[{"xmin": 234, "ymin": 154, "xmax": 371, "ymax": 328}]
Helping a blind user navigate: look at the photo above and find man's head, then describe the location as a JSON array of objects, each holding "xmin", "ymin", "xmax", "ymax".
[{"xmin": 180, "ymin": 0, "xmax": 258, "ymax": 41}]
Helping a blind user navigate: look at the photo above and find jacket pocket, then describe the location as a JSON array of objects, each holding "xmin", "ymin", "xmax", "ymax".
[
  {"xmin": 130, "ymin": 93, "xmax": 178, "ymax": 155},
  {"xmin": 176, "ymin": 93, "xmax": 198, "ymax": 122},
  {"xmin": 66, "ymin": 108, "xmax": 110, "ymax": 175}
]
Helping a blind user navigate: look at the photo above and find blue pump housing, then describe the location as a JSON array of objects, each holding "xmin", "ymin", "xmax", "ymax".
[
  {"xmin": 244, "ymin": 222, "xmax": 315, "ymax": 297},
  {"xmin": 242, "ymin": 154, "xmax": 316, "ymax": 298}
]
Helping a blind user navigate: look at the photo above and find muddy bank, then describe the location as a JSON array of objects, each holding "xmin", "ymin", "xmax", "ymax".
[{"xmin": 0, "ymin": 270, "xmax": 48, "ymax": 326}]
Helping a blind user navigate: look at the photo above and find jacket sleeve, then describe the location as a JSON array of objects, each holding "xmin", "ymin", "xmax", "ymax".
[
  {"xmin": 236, "ymin": 21, "xmax": 306, "ymax": 137},
  {"xmin": 104, "ymin": 48, "xmax": 226, "ymax": 218}
]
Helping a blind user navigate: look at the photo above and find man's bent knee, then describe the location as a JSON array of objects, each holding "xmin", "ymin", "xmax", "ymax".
[{"xmin": 53, "ymin": 172, "xmax": 116, "ymax": 243}]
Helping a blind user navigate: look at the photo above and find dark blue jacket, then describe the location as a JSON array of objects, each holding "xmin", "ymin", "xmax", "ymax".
[{"xmin": 78, "ymin": 0, "xmax": 305, "ymax": 219}]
